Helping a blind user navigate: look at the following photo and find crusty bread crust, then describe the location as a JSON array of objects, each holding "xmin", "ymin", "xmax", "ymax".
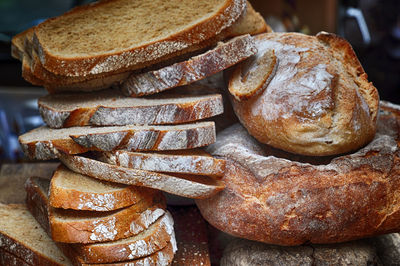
[
  {"xmin": 0, "ymin": 248, "xmax": 31, "ymax": 266},
  {"xmin": 49, "ymin": 165, "xmax": 154, "ymax": 211},
  {"xmin": 196, "ymin": 104, "xmax": 400, "ymax": 245},
  {"xmin": 230, "ymin": 32, "xmax": 379, "ymax": 156},
  {"xmin": 38, "ymin": 88, "xmax": 223, "ymax": 128},
  {"xmin": 121, "ymin": 34, "xmax": 256, "ymax": 97},
  {"xmin": 33, "ymin": 0, "xmax": 246, "ymax": 77},
  {"xmin": 59, "ymin": 153, "xmax": 225, "ymax": 199}
]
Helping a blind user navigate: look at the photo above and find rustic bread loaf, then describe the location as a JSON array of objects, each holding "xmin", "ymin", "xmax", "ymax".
[
  {"xmin": 19, "ymin": 121, "xmax": 216, "ymax": 160},
  {"xmin": 0, "ymin": 203, "xmax": 72, "ymax": 265},
  {"xmin": 59, "ymin": 153, "xmax": 225, "ymax": 199},
  {"xmin": 101, "ymin": 149, "xmax": 226, "ymax": 177},
  {"xmin": 33, "ymin": 0, "xmax": 245, "ymax": 77},
  {"xmin": 72, "ymin": 212, "xmax": 176, "ymax": 263},
  {"xmin": 121, "ymin": 34, "xmax": 256, "ymax": 97},
  {"xmin": 196, "ymin": 101, "xmax": 400, "ymax": 245},
  {"xmin": 25, "ymin": 177, "xmax": 166, "ymax": 243},
  {"xmin": 38, "ymin": 87, "xmax": 223, "ymax": 128},
  {"xmin": 229, "ymin": 32, "xmax": 379, "ymax": 156},
  {"xmin": 49, "ymin": 165, "xmax": 154, "ymax": 211}
]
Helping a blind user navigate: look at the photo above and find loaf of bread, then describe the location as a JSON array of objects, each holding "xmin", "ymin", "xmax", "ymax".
[
  {"xmin": 229, "ymin": 32, "xmax": 379, "ymax": 156},
  {"xmin": 196, "ymin": 101, "xmax": 400, "ymax": 245}
]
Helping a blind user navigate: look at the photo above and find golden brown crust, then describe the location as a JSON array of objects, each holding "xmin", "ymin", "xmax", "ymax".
[
  {"xmin": 196, "ymin": 104, "xmax": 400, "ymax": 245},
  {"xmin": 231, "ymin": 32, "xmax": 379, "ymax": 156}
]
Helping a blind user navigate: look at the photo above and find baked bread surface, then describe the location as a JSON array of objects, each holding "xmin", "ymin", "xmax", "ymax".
[
  {"xmin": 230, "ymin": 32, "xmax": 379, "ymax": 156},
  {"xmin": 196, "ymin": 102, "xmax": 400, "ymax": 245}
]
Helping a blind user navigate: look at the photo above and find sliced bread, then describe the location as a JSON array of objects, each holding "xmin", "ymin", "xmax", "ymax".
[
  {"xmin": 33, "ymin": 0, "xmax": 246, "ymax": 77},
  {"xmin": 0, "ymin": 203, "xmax": 72, "ymax": 265},
  {"xmin": 101, "ymin": 149, "xmax": 226, "ymax": 177},
  {"xmin": 25, "ymin": 177, "xmax": 166, "ymax": 243},
  {"xmin": 71, "ymin": 212, "xmax": 176, "ymax": 263},
  {"xmin": 49, "ymin": 165, "xmax": 154, "ymax": 211},
  {"xmin": 19, "ymin": 121, "xmax": 216, "ymax": 160},
  {"xmin": 121, "ymin": 34, "xmax": 257, "ymax": 97},
  {"xmin": 59, "ymin": 153, "xmax": 225, "ymax": 199},
  {"xmin": 0, "ymin": 248, "xmax": 31, "ymax": 266},
  {"xmin": 229, "ymin": 48, "xmax": 278, "ymax": 101},
  {"xmin": 38, "ymin": 88, "xmax": 223, "ymax": 128}
]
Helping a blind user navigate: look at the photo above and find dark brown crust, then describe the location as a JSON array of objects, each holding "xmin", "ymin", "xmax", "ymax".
[
  {"xmin": 33, "ymin": 0, "xmax": 246, "ymax": 77},
  {"xmin": 0, "ymin": 248, "xmax": 31, "ymax": 266},
  {"xmin": 196, "ymin": 104, "xmax": 400, "ymax": 245}
]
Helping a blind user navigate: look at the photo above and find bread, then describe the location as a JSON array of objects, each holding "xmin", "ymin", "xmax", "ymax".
[
  {"xmin": 19, "ymin": 121, "xmax": 216, "ymax": 160},
  {"xmin": 72, "ymin": 212, "xmax": 175, "ymax": 263},
  {"xmin": 196, "ymin": 101, "xmax": 400, "ymax": 245},
  {"xmin": 49, "ymin": 165, "xmax": 154, "ymax": 211},
  {"xmin": 59, "ymin": 153, "xmax": 225, "ymax": 199},
  {"xmin": 0, "ymin": 248, "xmax": 31, "ymax": 266},
  {"xmin": 25, "ymin": 177, "xmax": 166, "ymax": 243},
  {"xmin": 0, "ymin": 203, "xmax": 72, "ymax": 265},
  {"xmin": 229, "ymin": 32, "xmax": 379, "ymax": 156},
  {"xmin": 32, "ymin": 0, "xmax": 245, "ymax": 77},
  {"xmin": 38, "ymin": 87, "xmax": 223, "ymax": 128},
  {"xmin": 121, "ymin": 34, "xmax": 256, "ymax": 97},
  {"xmin": 228, "ymin": 49, "xmax": 277, "ymax": 101},
  {"xmin": 101, "ymin": 149, "xmax": 226, "ymax": 177}
]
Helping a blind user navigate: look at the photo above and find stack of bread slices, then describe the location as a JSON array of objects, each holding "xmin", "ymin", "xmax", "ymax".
[{"xmin": 8, "ymin": 0, "xmax": 270, "ymax": 265}]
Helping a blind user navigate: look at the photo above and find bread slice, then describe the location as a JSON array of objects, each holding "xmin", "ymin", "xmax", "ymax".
[
  {"xmin": 49, "ymin": 165, "xmax": 154, "ymax": 211},
  {"xmin": 38, "ymin": 88, "xmax": 223, "ymax": 128},
  {"xmin": 101, "ymin": 149, "xmax": 226, "ymax": 177},
  {"xmin": 121, "ymin": 34, "xmax": 256, "ymax": 97},
  {"xmin": 33, "ymin": 0, "xmax": 246, "ymax": 77},
  {"xmin": 59, "ymin": 153, "xmax": 225, "ymax": 199},
  {"xmin": 229, "ymin": 48, "xmax": 278, "ymax": 101},
  {"xmin": 25, "ymin": 177, "xmax": 166, "ymax": 243},
  {"xmin": 72, "ymin": 212, "xmax": 175, "ymax": 263},
  {"xmin": 11, "ymin": 28, "xmax": 33, "ymax": 61},
  {"xmin": 0, "ymin": 248, "xmax": 31, "ymax": 266},
  {"xmin": 19, "ymin": 121, "xmax": 216, "ymax": 160},
  {"xmin": 0, "ymin": 203, "xmax": 72, "ymax": 265}
]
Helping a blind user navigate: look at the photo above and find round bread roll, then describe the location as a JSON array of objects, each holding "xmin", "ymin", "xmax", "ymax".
[
  {"xmin": 196, "ymin": 101, "xmax": 400, "ymax": 246},
  {"xmin": 229, "ymin": 32, "xmax": 379, "ymax": 156}
]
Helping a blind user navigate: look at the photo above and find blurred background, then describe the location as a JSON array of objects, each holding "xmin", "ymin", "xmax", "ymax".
[{"xmin": 0, "ymin": 0, "xmax": 399, "ymax": 163}]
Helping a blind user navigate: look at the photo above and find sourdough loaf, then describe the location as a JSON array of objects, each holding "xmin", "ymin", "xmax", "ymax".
[
  {"xmin": 59, "ymin": 153, "xmax": 225, "ymax": 199},
  {"xmin": 38, "ymin": 87, "xmax": 223, "ymax": 128},
  {"xmin": 229, "ymin": 32, "xmax": 379, "ymax": 156},
  {"xmin": 0, "ymin": 203, "xmax": 72, "ymax": 265},
  {"xmin": 26, "ymin": 177, "xmax": 166, "ymax": 243},
  {"xmin": 19, "ymin": 121, "xmax": 216, "ymax": 160},
  {"xmin": 196, "ymin": 101, "xmax": 400, "ymax": 245},
  {"xmin": 121, "ymin": 34, "xmax": 256, "ymax": 97},
  {"xmin": 49, "ymin": 165, "xmax": 154, "ymax": 211},
  {"xmin": 33, "ymin": 0, "xmax": 245, "ymax": 77},
  {"xmin": 101, "ymin": 149, "xmax": 226, "ymax": 177}
]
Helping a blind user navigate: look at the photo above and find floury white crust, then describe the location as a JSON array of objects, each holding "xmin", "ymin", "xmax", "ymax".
[
  {"xmin": 230, "ymin": 32, "xmax": 379, "ymax": 156},
  {"xmin": 197, "ymin": 103, "xmax": 400, "ymax": 245}
]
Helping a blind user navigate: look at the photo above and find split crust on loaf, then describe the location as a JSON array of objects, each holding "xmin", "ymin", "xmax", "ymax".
[
  {"xmin": 33, "ymin": 0, "xmax": 246, "ymax": 77},
  {"xmin": 38, "ymin": 88, "xmax": 223, "ymax": 128},
  {"xmin": 102, "ymin": 149, "xmax": 226, "ymax": 177},
  {"xmin": 230, "ymin": 32, "xmax": 379, "ymax": 156},
  {"xmin": 25, "ymin": 177, "xmax": 167, "ymax": 244},
  {"xmin": 49, "ymin": 165, "xmax": 155, "ymax": 211},
  {"xmin": 121, "ymin": 34, "xmax": 257, "ymax": 96},
  {"xmin": 72, "ymin": 212, "xmax": 176, "ymax": 263},
  {"xmin": 59, "ymin": 153, "xmax": 225, "ymax": 199},
  {"xmin": 197, "ymin": 103, "xmax": 400, "ymax": 245},
  {"xmin": 18, "ymin": 122, "xmax": 216, "ymax": 160}
]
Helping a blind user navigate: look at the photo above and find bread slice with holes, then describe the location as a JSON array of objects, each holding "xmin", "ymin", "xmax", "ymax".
[
  {"xmin": 49, "ymin": 165, "xmax": 154, "ymax": 211},
  {"xmin": 121, "ymin": 34, "xmax": 256, "ymax": 97},
  {"xmin": 32, "ymin": 0, "xmax": 246, "ymax": 77},
  {"xmin": 59, "ymin": 153, "xmax": 225, "ymax": 199},
  {"xmin": 0, "ymin": 203, "xmax": 72, "ymax": 265},
  {"xmin": 25, "ymin": 177, "xmax": 166, "ymax": 244},
  {"xmin": 70, "ymin": 212, "xmax": 176, "ymax": 263},
  {"xmin": 101, "ymin": 149, "xmax": 226, "ymax": 177},
  {"xmin": 18, "ymin": 121, "xmax": 216, "ymax": 160},
  {"xmin": 38, "ymin": 87, "xmax": 223, "ymax": 128}
]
